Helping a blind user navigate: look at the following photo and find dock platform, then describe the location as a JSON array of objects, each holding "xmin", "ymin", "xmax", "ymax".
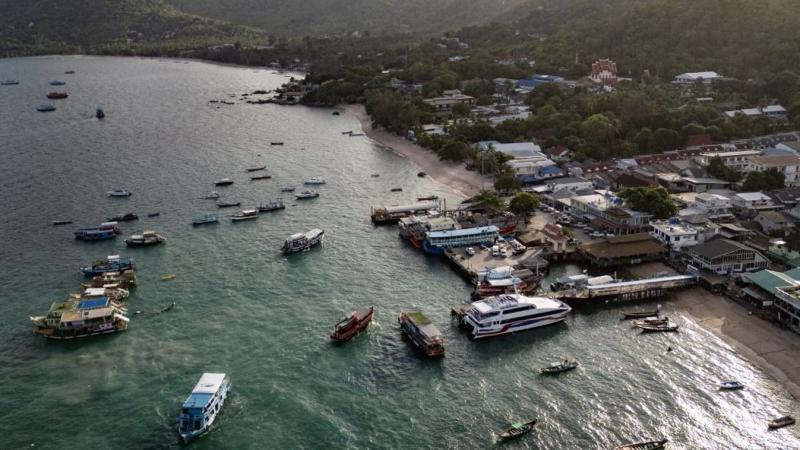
[
  {"xmin": 549, "ymin": 274, "xmax": 698, "ymax": 303},
  {"xmin": 444, "ymin": 246, "xmax": 540, "ymax": 279}
]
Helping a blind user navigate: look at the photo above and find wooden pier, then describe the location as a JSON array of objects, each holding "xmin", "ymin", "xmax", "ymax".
[{"xmin": 549, "ymin": 274, "xmax": 698, "ymax": 303}]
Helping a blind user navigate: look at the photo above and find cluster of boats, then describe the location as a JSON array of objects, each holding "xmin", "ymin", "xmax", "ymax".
[
  {"xmin": 30, "ymin": 255, "xmax": 136, "ymax": 339},
  {"xmin": 622, "ymin": 308, "xmax": 679, "ymax": 333}
]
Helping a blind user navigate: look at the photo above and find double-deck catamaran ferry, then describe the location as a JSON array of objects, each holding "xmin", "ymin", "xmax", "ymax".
[
  {"xmin": 459, "ymin": 294, "xmax": 571, "ymax": 339},
  {"xmin": 423, "ymin": 225, "xmax": 499, "ymax": 255},
  {"xmin": 178, "ymin": 373, "xmax": 231, "ymax": 442}
]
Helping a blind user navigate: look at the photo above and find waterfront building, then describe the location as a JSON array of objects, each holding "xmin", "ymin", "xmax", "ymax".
[
  {"xmin": 685, "ymin": 238, "xmax": 768, "ymax": 274},
  {"xmin": 579, "ymin": 233, "xmax": 666, "ymax": 267},
  {"xmin": 696, "ymin": 150, "xmax": 762, "ymax": 170},
  {"xmin": 650, "ymin": 219, "xmax": 719, "ymax": 250}
]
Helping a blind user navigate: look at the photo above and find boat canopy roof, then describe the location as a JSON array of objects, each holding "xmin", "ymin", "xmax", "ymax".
[
  {"xmin": 183, "ymin": 393, "xmax": 214, "ymax": 409},
  {"xmin": 288, "ymin": 233, "xmax": 304, "ymax": 240},
  {"xmin": 77, "ymin": 298, "xmax": 110, "ymax": 310},
  {"xmin": 192, "ymin": 373, "xmax": 226, "ymax": 394},
  {"xmin": 305, "ymin": 228, "xmax": 323, "ymax": 239},
  {"xmin": 381, "ymin": 202, "xmax": 438, "ymax": 214},
  {"xmin": 84, "ymin": 287, "xmax": 107, "ymax": 296},
  {"xmin": 428, "ymin": 225, "xmax": 499, "ymax": 239}
]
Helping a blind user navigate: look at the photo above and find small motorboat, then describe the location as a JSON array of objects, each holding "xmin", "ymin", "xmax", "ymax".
[
  {"xmin": 342, "ymin": 130, "xmax": 353, "ymax": 135},
  {"xmin": 295, "ymin": 190, "xmax": 319, "ymax": 200},
  {"xmin": 330, "ymin": 306, "xmax": 374, "ymax": 343},
  {"xmin": 96, "ymin": 107, "xmax": 105, "ymax": 119},
  {"xmin": 622, "ymin": 307, "xmax": 660, "ymax": 320},
  {"xmin": 215, "ymin": 178, "xmax": 234, "ymax": 186},
  {"xmin": 270, "ymin": 142, "xmax": 284, "ymax": 146},
  {"xmin": 192, "ymin": 213, "xmax": 219, "ymax": 226},
  {"xmin": 107, "ymin": 213, "xmax": 138, "ymax": 222},
  {"xmin": 52, "ymin": 220, "xmax": 73, "ymax": 226},
  {"xmin": 495, "ymin": 419, "xmax": 538, "ymax": 442},
  {"xmin": 0, "ymin": 80, "xmax": 19, "ymax": 85},
  {"xmin": 161, "ymin": 274, "xmax": 177, "ymax": 281},
  {"xmin": 417, "ymin": 194, "xmax": 439, "ymax": 201},
  {"xmin": 125, "ymin": 230, "xmax": 166, "ymax": 247},
  {"xmin": 304, "ymin": 177, "xmax": 326, "ymax": 185},
  {"xmin": 64, "ymin": 70, "xmax": 76, "ymax": 74},
  {"xmin": 417, "ymin": 171, "xmax": 427, "ymax": 177},
  {"xmin": 107, "ymin": 189, "xmax": 132, "ymax": 197},
  {"xmin": 47, "ymin": 92, "xmax": 68, "ymax": 99},
  {"xmin": 147, "ymin": 212, "xmax": 160, "ymax": 218},
  {"xmin": 250, "ymin": 175, "xmax": 272, "ymax": 180},
  {"xmin": 390, "ymin": 187, "xmax": 403, "ymax": 192},
  {"xmin": 718, "ymin": 381, "xmax": 744, "ymax": 391},
  {"xmin": 258, "ymin": 199, "xmax": 285, "ymax": 212},
  {"xmin": 614, "ymin": 438, "xmax": 669, "ymax": 450},
  {"xmin": 246, "ymin": 166, "xmax": 266, "ymax": 172},
  {"xmin": 768, "ymin": 415, "xmax": 795, "ymax": 430},
  {"xmin": 203, "ymin": 191, "xmax": 220, "ymax": 199},
  {"xmin": 631, "ymin": 317, "xmax": 668, "ymax": 327},
  {"xmin": 370, "ymin": 173, "xmax": 380, "ymax": 178},
  {"xmin": 638, "ymin": 323, "xmax": 679, "ymax": 333},
  {"xmin": 280, "ymin": 186, "xmax": 295, "ymax": 192},
  {"xmin": 332, "ymin": 111, "xmax": 340, "ymax": 116},
  {"xmin": 50, "ymin": 80, "xmax": 66, "ymax": 86},
  {"xmin": 216, "ymin": 201, "xmax": 241, "ymax": 208},
  {"xmin": 37, "ymin": 104, "xmax": 56, "ymax": 112},
  {"xmin": 161, "ymin": 302, "xmax": 176, "ymax": 312},
  {"xmin": 540, "ymin": 360, "xmax": 579, "ymax": 375},
  {"xmin": 231, "ymin": 209, "xmax": 258, "ymax": 222}
]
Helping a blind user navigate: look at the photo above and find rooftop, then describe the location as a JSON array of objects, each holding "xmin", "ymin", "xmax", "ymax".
[
  {"xmin": 749, "ymin": 155, "xmax": 800, "ymax": 167},
  {"xmin": 689, "ymin": 238, "xmax": 756, "ymax": 260},
  {"xmin": 581, "ymin": 233, "xmax": 665, "ymax": 259}
]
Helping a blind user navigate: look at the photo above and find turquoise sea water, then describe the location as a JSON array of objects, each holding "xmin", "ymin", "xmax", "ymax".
[{"xmin": 0, "ymin": 56, "xmax": 798, "ymax": 450}]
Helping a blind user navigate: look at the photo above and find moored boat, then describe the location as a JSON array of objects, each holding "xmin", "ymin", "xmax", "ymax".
[
  {"xmin": 192, "ymin": 213, "xmax": 219, "ymax": 226},
  {"xmin": 631, "ymin": 317, "xmax": 669, "ymax": 327},
  {"xmin": 50, "ymin": 80, "xmax": 66, "ymax": 86},
  {"xmin": 459, "ymin": 294, "xmax": 571, "ymax": 339},
  {"xmin": 304, "ymin": 177, "xmax": 326, "ymax": 185},
  {"xmin": 216, "ymin": 201, "xmax": 241, "ymax": 208},
  {"xmin": 423, "ymin": 225, "xmax": 499, "ymax": 255},
  {"xmin": 203, "ymin": 191, "xmax": 220, "ymax": 199},
  {"xmin": 768, "ymin": 415, "xmax": 795, "ymax": 430},
  {"xmin": 47, "ymin": 92, "xmax": 68, "ymax": 99},
  {"xmin": 246, "ymin": 166, "xmax": 266, "ymax": 172},
  {"xmin": 250, "ymin": 174, "xmax": 272, "ymax": 180},
  {"xmin": 330, "ymin": 306, "xmax": 374, "ymax": 342},
  {"xmin": 638, "ymin": 323, "xmax": 679, "ymax": 333},
  {"xmin": 622, "ymin": 307, "xmax": 660, "ymax": 320},
  {"xmin": 178, "ymin": 373, "xmax": 231, "ymax": 442},
  {"xmin": 64, "ymin": 70, "xmax": 75, "ymax": 74},
  {"xmin": 295, "ymin": 190, "xmax": 319, "ymax": 200},
  {"xmin": 270, "ymin": 142, "xmax": 284, "ymax": 145},
  {"xmin": 417, "ymin": 194, "xmax": 439, "ymax": 201},
  {"xmin": 614, "ymin": 439, "xmax": 669, "ymax": 450},
  {"xmin": 107, "ymin": 189, "xmax": 132, "ymax": 197},
  {"xmin": 147, "ymin": 212, "xmax": 160, "ymax": 218},
  {"xmin": 215, "ymin": 178, "xmax": 234, "ymax": 186},
  {"xmin": 282, "ymin": 229, "xmax": 324, "ymax": 254},
  {"xmin": 107, "ymin": 212, "xmax": 138, "ymax": 222},
  {"xmin": 280, "ymin": 186, "xmax": 295, "ymax": 192},
  {"xmin": 37, "ymin": 104, "xmax": 56, "ymax": 112},
  {"xmin": 257, "ymin": 199, "xmax": 285, "ymax": 212},
  {"xmin": 80, "ymin": 255, "xmax": 134, "ymax": 277},
  {"xmin": 52, "ymin": 220, "xmax": 73, "ymax": 226},
  {"xmin": 125, "ymin": 230, "xmax": 166, "ymax": 247},
  {"xmin": 495, "ymin": 419, "xmax": 538, "ymax": 441},
  {"xmin": 30, "ymin": 296, "xmax": 129, "ymax": 339},
  {"xmin": 399, "ymin": 309, "xmax": 444, "ymax": 357},
  {"xmin": 231, "ymin": 209, "xmax": 258, "ymax": 222},
  {"xmin": 74, "ymin": 223, "xmax": 121, "ymax": 241},
  {"xmin": 417, "ymin": 171, "xmax": 427, "ymax": 177},
  {"xmin": 390, "ymin": 187, "xmax": 403, "ymax": 192},
  {"xmin": 96, "ymin": 107, "xmax": 105, "ymax": 119},
  {"xmin": 540, "ymin": 360, "xmax": 579, "ymax": 374},
  {"xmin": 0, "ymin": 80, "xmax": 19, "ymax": 85},
  {"xmin": 718, "ymin": 381, "xmax": 744, "ymax": 391}
]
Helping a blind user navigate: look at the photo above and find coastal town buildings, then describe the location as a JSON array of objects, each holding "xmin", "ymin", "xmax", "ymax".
[
  {"xmin": 673, "ymin": 71, "xmax": 723, "ymax": 85},
  {"xmin": 724, "ymin": 105, "xmax": 787, "ymax": 120},
  {"xmin": 423, "ymin": 90, "xmax": 475, "ymax": 117},
  {"xmin": 745, "ymin": 155, "xmax": 800, "ymax": 186},
  {"xmin": 685, "ymin": 239, "xmax": 768, "ymax": 274},
  {"xmin": 589, "ymin": 59, "xmax": 618, "ymax": 87}
]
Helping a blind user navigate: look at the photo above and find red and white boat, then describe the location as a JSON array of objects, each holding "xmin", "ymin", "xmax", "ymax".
[{"xmin": 330, "ymin": 306, "xmax": 374, "ymax": 343}]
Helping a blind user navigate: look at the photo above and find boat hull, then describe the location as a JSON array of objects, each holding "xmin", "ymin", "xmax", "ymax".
[
  {"xmin": 330, "ymin": 307, "xmax": 374, "ymax": 342},
  {"xmin": 422, "ymin": 240, "xmax": 445, "ymax": 255},
  {"xmin": 465, "ymin": 311, "xmax": 569, "ymax": 339},
  {"xmin": 33, "ymin": 321, "xmax": 128, "ymax": 339}
]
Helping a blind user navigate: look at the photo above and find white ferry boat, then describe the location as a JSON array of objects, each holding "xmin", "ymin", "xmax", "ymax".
[
  {"xmin": 282, "ymin": 228, "xmax": 324, "ymax": 253},
  {"xmin": 460, "ymin": 294, "xmax": 571, "ymax": 339},
  {"xmin": 178, "ymin": 373, "xmax": 231, "ymax": 442}
]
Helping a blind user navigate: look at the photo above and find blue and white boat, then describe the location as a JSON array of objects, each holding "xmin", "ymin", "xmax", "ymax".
[
  {"xmin": 178, "ymin": 373, "xmax": 231, "ymax": 442},
  {"xmin": 74, "ymin": 222, "xmax": 121, "ymax": 241},
  {"xmin": 422, "ymin": 225, "xmax": 499, "ymax": 255},
  {"xmin": 80, "ymin": 255, "xmax": 134, "ymax": 277},
  {"xmin": 459, "ymin": 294, "xmax": 571, "ymax": 339}
]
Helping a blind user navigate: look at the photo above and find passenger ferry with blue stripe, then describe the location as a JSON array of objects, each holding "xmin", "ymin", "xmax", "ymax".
[
  {"xmin": 422, "ymin": 225, "xmax": 499, "ymax": 255},
  {"xmin": 179, "ymin": 373, "xmax": 231, "ymax": 442},
  {"xmin": 459, "ymin": 294, "xmax": 571, "ymax": 339}
]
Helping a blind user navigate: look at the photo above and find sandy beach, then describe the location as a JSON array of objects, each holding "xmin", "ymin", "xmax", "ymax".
[
  {"xmin": 344, "ymin": 104, "xmax": 488, "ymax": 198},
  {"xmin": 629, "ymin": 262, "xmax": 800, "ymax": 401}
]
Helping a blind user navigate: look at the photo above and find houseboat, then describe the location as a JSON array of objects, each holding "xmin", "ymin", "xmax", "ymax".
[
  {"xmin": 330, "ymin": 306, "xmax": 374, "ymax": 343},
  {"xmin": 74, "ymin": 223, "xmax": 121, "ymax": 241},
  {"xmin": 107, "ymin": 189, "xmax": 132, "ymax": 197},
  {"xmin": 178, "ymin": 373, "xmax": 231, "ymax": 442},
  {"xmin": 30, "ymin": 297, "xmax": 129, "ymax": 339},
  {"xmin": 257, "ymin": 199, "xmax": 285, "ymax": 212},
  {"xmin": 81, "ymin": 255, "xmax": 134, "ymax": 277},
  {"xmin": 295, "ymin": 190, "xmax": 319, "ymax": 199},
  {"xmin": 399, "ymin": 309, "xmax": 444, "ymax": 357},
  {"xmin": 231, "ymin": 209, "xmax": 258, "ymax": 222},
  {"xmin": 214, "ymin": 178, "xmax": 234, "ymax": 186},
  {"xmin": 125, "ymin": 230, "xmax": 166, "ymax": 247},
  {"xmin": 282, "ymin": 229, "xmax": 324, "ymax": 254},
  {"xmin": 193, "ymin": 213, "xmax": 219, "ymax": 226},
  {"xmin": 459, "ymin": 294, "xmax": 571, "ymax": 339},
  {"xmin": 422, "ymin": 225, "xmax": 499, "ymax": 255}
]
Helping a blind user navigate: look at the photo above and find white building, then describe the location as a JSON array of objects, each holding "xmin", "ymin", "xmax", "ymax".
[
  {"xmin": 545, "ymin": 177, "xmax": 593, "ymax": 193},
  {"xmin": 746, "ymin": 155, "xmax": 800, "ymax": 186},
  {"xmin": 693, "ymin": 193, "xmax": 733, "ymax": 220},
  {"xmin": 775, "ymin": 285, "xmax": 800, "ymax": 334},
  {"xmin": 731, "ymin": 192, "xmax": 778, "ymax": 212},
  {"xmin": 673, "ymin": 71, "xmax": 723, "ymax": 85},
  {"xmin": 724, "ymin": 105, "xmax": 787, "ymax": 119},
  {"xmin": 474, "ymin": 141, "xmax": 543, "ymax": 159},
  {"xmin": 697, "ymin": 150, "xmax": 762, "ymax": 169},
  {"xmin": 686, "ymin": 239, "xmax": 768, "ymax": 274},
  {"xmin": 650, "ymin": 219, "xmax": 719, "ymax": 249}
]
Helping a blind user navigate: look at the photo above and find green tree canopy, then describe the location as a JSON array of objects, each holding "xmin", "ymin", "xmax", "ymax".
[
  {"xmin": 508, "ymin": 192, "xmax": 539, "ymax": 218},
  {"xmin": 619, "ymin": 186, "xmax": 677, "ymax": 220},
  {"xmin": 494, "ymin": 173, "xmax": 521, "ymax": 193},
  {"xmin": 742, "ymin": 168, "xmax": 785, "ymax": 191}
]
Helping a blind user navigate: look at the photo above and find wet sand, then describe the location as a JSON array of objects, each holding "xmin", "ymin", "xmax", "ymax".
[{"xmin": 343, "ymin": 104, "xmax": 488, "ymax": 198}]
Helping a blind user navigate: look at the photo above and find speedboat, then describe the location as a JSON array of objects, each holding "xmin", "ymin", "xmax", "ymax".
[
  {"xmin": 304, "ymin": 177, "xmax": 326, "ymax": 185},
  {"xmin": 282, "ymin": 229, "xmax": 324, "ymax": 254},
  {"xmin": 37, "ymin": 104, "xmax": 56, "ymax": 112},
  {"xmin": 231, "ymin": 209, "xmax": 258, "ymax": 222},
  {"xmin": 47, "ymin": 92, "xmax": 68, "ymax": 99},
  {"xmin": 203, "ymin": 191, "xmax": 220, "ymax": 199},
  {"xmin": 330, "ymin": 306, "xmax": 374, "ymax": 343},
  {"xmin": 614, "ymin": 439, "xmax": 669, "ymax": 450},
  {"xmin": 295, "ymin": 190, "xmax": 319, "ymax": 199},
  {"xmin": 192, "ymin": 213, "xmax": 219, "ymax": 226},
  {"xmin": 178, "ymin": 373, "xmax": 231, "ymax": 442},
  {"xmin": 125, "ymin": 230, "xmax": 166, "ymax": 247},
  {"xmin": 495, "ymin": 419, "xmax": 537, "ymax": 442},
  {"xmin": 718, "ymin": 381, "xmax": 744, "ymax": 391},
  {"xmin": 257, "ymin": 199, "xmax": 285, "ymax": 212},
  {"xmin": 215, "ymin": 178, "xmax": 234, "ymax": 186},
  {"xmin": 540, "ymin": 360, "xmax": 579, "ymax": 374},
  {"xmin": 459, "ymin": 294, "xmax": 571, "ymax": 339},
  {"xmin": 107, "ymin": 189, "xmax": 132, "ymax": 197}
]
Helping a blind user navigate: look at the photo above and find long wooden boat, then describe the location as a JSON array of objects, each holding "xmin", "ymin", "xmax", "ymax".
[
  {"xmin": 639, "ymin": 324, "xmax": 679, "ymax": 333},
  {"xmin": 216, "ymin": 201, "xmax": 241, "ymax": 208},
  {"xmin": 540, "ymin": 360, "xmax": 578, "ymax": 375},
  {"xmin": 330, "ymin": 306, "xmax": 374, "ymax": 343},
  {"xmin": 495, "ymin": 419, "xmax": 537, "ymax": 441},
  {"xmin": 768, "ymin": 415, "xmax": 795, "ymax": 430},
  {"xmin": 614, "ymin": 438, "xmax": 668, "ymax": 450},
  {"xmin": 246, "ymin": 166, "xmax": 266, "ymax": 172},
  {"xmin": 622, "ymin": 308, "xmax": 660, "ymax": 320}
]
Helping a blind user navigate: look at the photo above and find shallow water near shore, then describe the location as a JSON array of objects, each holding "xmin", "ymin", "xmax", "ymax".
[{"xmin": 0, "ymin": 56, "xmax": 798, "ymax": 449}]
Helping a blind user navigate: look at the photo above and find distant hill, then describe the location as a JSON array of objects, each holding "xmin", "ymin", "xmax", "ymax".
[
  {"xmin": 0, "ymin": 0, "xmax": 263, "ymax": 56},
  {"xmin": 165, "ymin": 0, "xmax": 531, "ymax": 36}
]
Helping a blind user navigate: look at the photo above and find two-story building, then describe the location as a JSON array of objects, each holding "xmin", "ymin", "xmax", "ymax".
[
  {"xmin": 696, "ymin": 150, "xmax": 762, "ymax": 170},
  {"xmin": 731, "ymin": 192, "xmax": 780, "ymax": 215},
  {"xmin": 545, "ymin": 177, "xmax": 593, "ymax": 193},
  {"xmin": 423, "ymin": 90, "xmax": 475, "ymax": 117},
  {"xmin": 650, "ymin": 219, "xmax": 719, "ymax": 250},
  {"xmin": 745, "ymin": 155, "xmax": 800, "ymax": 186}
]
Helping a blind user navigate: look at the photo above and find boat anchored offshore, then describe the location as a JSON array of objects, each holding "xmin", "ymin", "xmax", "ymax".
[
  {"xmin": 257, "ymin": 199, "xmax": 285, "ymax": 212},
  {"xmin": 231, "ymin": 209, "xmax": 258, "ymax": 222},
  {"xmin": 81, "ymin": 255, "xmax": 135, "ymax": 277},
  {"xmin": 193, "ymin": 213, "xmax": 219, "ymax": 226},
  {"xmin": 107, "ymin": 213, "xmax": 138, "ymax": 222},
  {"xmin": 495, "ymin": 419, "xmax": 538, "ymax": 442},
  {"xmin": 282, "ymin": 229, "xmax": 324, "ymax": 254},
  {"xmin": 74, "ymin": 222, "xmax": 121, "ymax": 241},
  {"xmin": 203, "ymin": 191, "xmax": 220, "ymax": 199},
  {"xmin": 47, "ymin": 92, "xmax": 68, "ymax": 99},
  {"xmin": 614, "ymin": 438, "xmax": 669, "ymax": 450},
  {"xmin": 295, "ymin": 190, "xmax": 319, "ymax": 200},
  {"xmin": 96, "ymin": 107, "xmax": 105, "ymax": 119},
  {"xmin": 304, "ymin": 177, "xmax": 326, "ymax": 185},
  {"xmin": 125, "ymin": 230, "xmax": 166, "ymax": 247},
  {"xmin": 398, "ymin": 309, "xmax": 444, "ymax": 357},
  {"xmin": 768, "ymin": 415, "xmax": 795, "ymax": 430},
  {"xmin": 330, "ymin": 306, "xmax": 374, "ymax": 343},
  {"xmin": 178, "ymin": 373, "xmax": 231, "ymax": 442},
  {"xmin": 214, "ymin": 178, "xmax": 234, "ymax": 186},
  {"xmin": 37, "ymin": 104, "xmax": 56, "ymax": 112},
  {"xmin": 540, "ymin": 360, "xmax": 579, "ymax": 374},
  {"xmin": 30, "ymin": 297, "xmax": 129, "ymax": 339},
  {"xmin": 719, "ymin": 381, "xmax": 744, "ymax": 391},
  {"xmin": 459, "ymin": 294, "xmax": 571, "ymax": 339},
  {"xmin": 107, "ymin": 189, "xmax": 132, "ymax": 197},
  {"xmin": 280, "ymin": 186, "xmax": 295, "ymax": 192},
  {"xmin": 1, "ymin": 80, "xmax": 19, "ymax": 85}
]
